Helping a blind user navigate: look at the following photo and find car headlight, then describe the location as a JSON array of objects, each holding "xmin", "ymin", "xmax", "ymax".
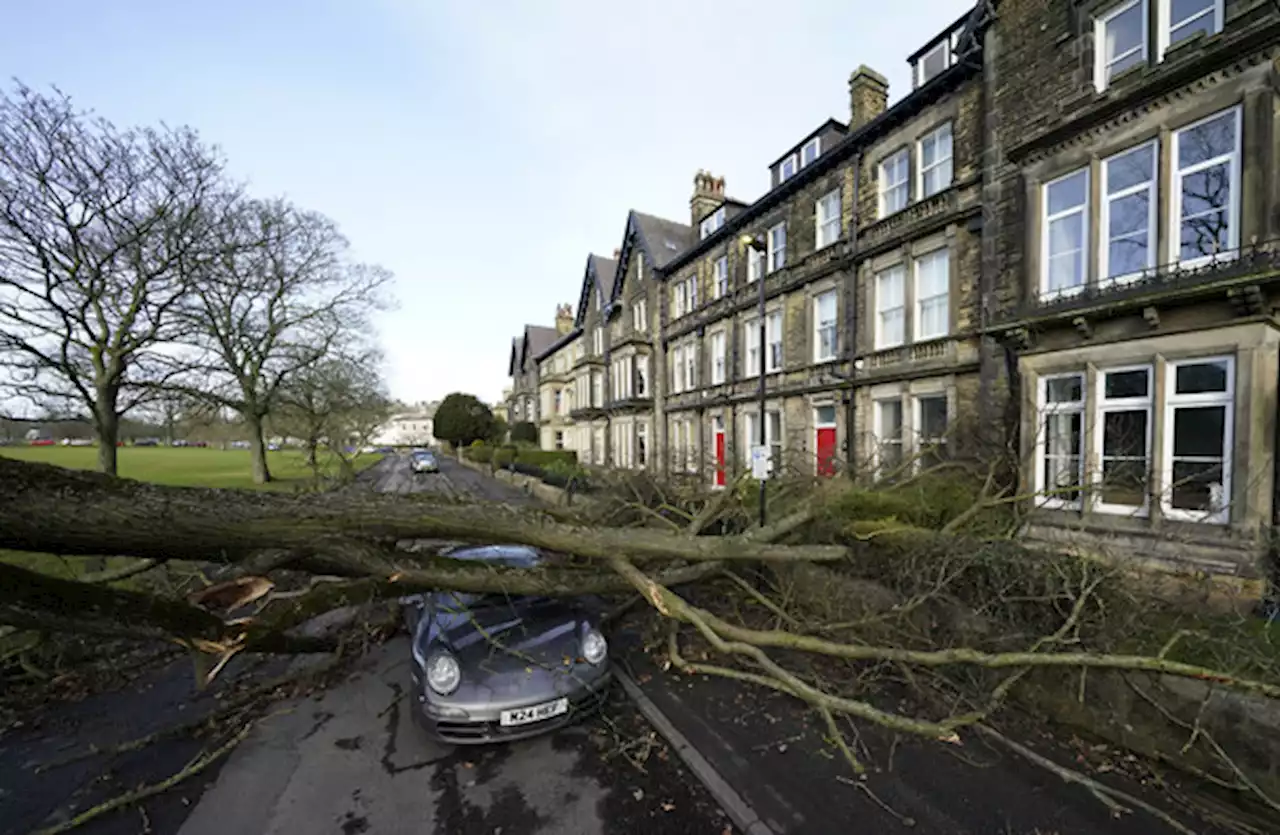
[
  {"xmin": 582, "ymin": 628, "xmax": 607, "ymax": 665},
  {"xmin": 425, "ymin": 650, "xmax": 461, "ymax": 695}
]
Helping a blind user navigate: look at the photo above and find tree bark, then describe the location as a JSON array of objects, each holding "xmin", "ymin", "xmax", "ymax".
[
  {"xmin": 245, "ymin": 411, "xmax": 272, "ymax": 484},
  {"xmin": 94, "ymin": 388, "xmax": 121, "ymax": 477},
  {"xmin": 0, "ymin": 457, "xmax": 847, "ymax": 568}
]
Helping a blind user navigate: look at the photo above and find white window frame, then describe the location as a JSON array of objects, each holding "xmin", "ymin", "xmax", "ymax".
[
  {"xmin": 878, "ymin": 149, "xmax": 910, "ymax": 217},
  {"xmin": 744, "ymin": 318, "xmax": 762, "ymax": 376},
  {"xmin": 816, "ymin": 189, "xmax": 841, "ymax": 249},
  {"xmin": 874, "ymin": 266, "xmax": 906, "ymax": 350},
  {"xmin": 1040, "ymin": 167, "xmax": 1090, "ymax": 300},
  {"xmin": 1170, "ymin": 105, "xmax": 1241, "ymax": 269},
  {"xmin": 1093, "ymin": 0, "xmax": 1149, "ymax": 93},
  {"xmin": 713, "ymin": 256, "xmax": 728, "ymax": 299},
  {"xmin": 743, "ymin": 412, "xmax": 759, "ymax": 466},
  {"xmin": 913, "ymin": 248, "xmax": 950, "ymax": 342},
  {"xmin": 747, "ymin": 246, "xmax": 763, "ymax": 283},
  {"xmin": 684, "ymin": 339, "xmax": 698, "ymax": 389},
  {"xmin": 1036, "ymin": 373, "xmax": 1086, "ymax": 510},
  {"xmin": 699, "ymin": 206, "xmax": 726, "ymax": 240},
  {"xmin": 1093, "ymin": 365, "xmax": 1153, "ymax": 516},
  {"xmin": 917, "ymin": 122, "xmax": 954, "ymax": 199},
  {"xmin": 874, "ymin": 398, "xmax": 904, "ymax": 473},
  {"xmin": 765, "ymin": 310, "xmax": 783, "ymax": 373},
  {"xmin": 813, "ymin": 290, "xmax": 837, "ymax": 363},
  {"xmin": 637, "ymin": 355, "xmax": 649, "ymax": 397},
  {"xmin": 1099, "ymin": 140, "xmax": 1158, "ymax": 286},
  {"xmin": 801, "ymin": 137, "xmax": 821, "ymax": 167},
  {"xmin": 1161, "ymin": 355, "xmax": 1234, "ymax": 525},
  {"xmin": 914, "ymin": 40, "xmax": 950, "ymax": 87},
  {"xmin": 1156, "ymin": 0, "xmax": 1224, "ymax": 61},
  {"xmin": 779, "ymin": 154, "xmax": 798, "ymax": 182},
  {"xmin": 632, "ymin": 298, "xmax": 647, "ymax": 332},
  {"xmin": 684, "ymin": 417, "xmax": 698, "ymax": 473},
  {"xmin": 670, "ymin": 345, "xmax": 684, "ymax": 394},
  {"xmin": 592, "ymin": 327, "xmax": 603, "ymax": 355},
  {"xmin": 636, "ymin": 421, "xmax": 648, "ymax": 467},
  {"xmin": 710, "ymin": 330, "xmax": 727, "ymax": 384},
  {"xmin": 767, "ymin": 223, "xmax": 787, "ymax": 273},
  {"xmin": 686, "ymin": 275, "xmax": 699, "ymax": 310},
  {"xmin": 914, "ymin": 393, "xmax": 948, "ymax": 462},
  {"xmin": 674, "ymin": 282, "xmax": 688, "ymax": 319}
]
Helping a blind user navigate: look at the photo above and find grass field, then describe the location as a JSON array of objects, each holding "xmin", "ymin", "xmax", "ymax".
[
  {"xmin": 1, "ymin": 444, "xmax": 383, "ymax": 490},
  {"xmin": 1, "ymin": 445, "xmax": 386, "ymax": 583}
]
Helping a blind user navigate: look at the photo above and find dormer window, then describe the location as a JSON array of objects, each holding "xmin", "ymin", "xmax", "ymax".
[
  {"xmin": 913, "ymin": 39, "xmax": 953, "ymax": 88},
  {"xmin": 1092, "ymin": 0, "xmax": 1224, "ymax": 92},
  {"xmin": 779, "ymin": 154, "xmax": 798, "ymax": 182},
  {"xmin": 801, "ymin": 137, "xmax": 821, "ymax": 167},
  {"xmin": 699, "ymin": 206, "xmax": 726, "ymax": 240}
]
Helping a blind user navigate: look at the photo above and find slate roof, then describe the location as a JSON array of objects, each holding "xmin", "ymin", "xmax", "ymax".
[
  {"xmin": 573, "ymin": 254, "xmax": 617, "ymax": 329},
  {"xmin": 523, "ymin": 325, "xmax": 560, "ymax": 367},
  {"xmin": 632, "ymin": 212, "xmax": 694, "ymax": 270}
]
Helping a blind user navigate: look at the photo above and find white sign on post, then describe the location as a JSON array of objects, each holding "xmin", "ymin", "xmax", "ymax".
[{"xmin": 750, "ymin": 445, "xmax": 772, "ymax": 480}]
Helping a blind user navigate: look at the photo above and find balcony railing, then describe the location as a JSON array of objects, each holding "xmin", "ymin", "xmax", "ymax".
[{"xmin": 1025, "ymin": 240, "xmax": 1280, "ymax": 317}]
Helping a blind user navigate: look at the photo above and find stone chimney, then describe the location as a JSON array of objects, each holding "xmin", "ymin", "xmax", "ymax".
[
  {"xmin": 612, "ymin": 248, "xmax": 621, "ymax": 260},
  {"xmin": 554, "ymin": 303, "xmax": 574, "ymax": 335},
  {"xmin": 690, "ymin": 169, "xmax": 726, "ymax": 227},
  {"xmin": 848, "ymin": 65, "xmax": 889, "ymax": 130}
]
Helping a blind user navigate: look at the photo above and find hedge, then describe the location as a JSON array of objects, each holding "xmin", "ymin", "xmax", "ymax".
[{"xmin": 462, "ymin": 445, "xmax": 590, "ymax": 491}]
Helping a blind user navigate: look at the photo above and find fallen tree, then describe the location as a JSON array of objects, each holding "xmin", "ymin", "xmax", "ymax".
[{"xmin": 4, "ymin": 453, "xmax": 1280, "ymax": 829}]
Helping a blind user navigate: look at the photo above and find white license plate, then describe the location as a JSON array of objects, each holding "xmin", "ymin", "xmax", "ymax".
[{"xmin": 499, "ymin": 697, "xmax": 569, "ymax": 727}]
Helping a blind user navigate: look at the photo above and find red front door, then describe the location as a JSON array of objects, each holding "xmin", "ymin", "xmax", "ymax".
[
  {"xmin": 816, "ymin": 426, "xmax": 837, "ymax": 477},
  {"xmin": 714, "ymin": 420, "xmax": 726, "ymax": 487}
]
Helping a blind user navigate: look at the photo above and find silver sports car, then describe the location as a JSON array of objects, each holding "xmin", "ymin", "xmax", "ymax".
[{"xmin": 402, "ymin": 544, "xmax": 613, "ymax": 744}]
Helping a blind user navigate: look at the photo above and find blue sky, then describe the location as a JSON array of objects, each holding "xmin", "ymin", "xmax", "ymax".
[{"xmin": 3, "ymin": 0, "xmax": 975, "ymax": 406}]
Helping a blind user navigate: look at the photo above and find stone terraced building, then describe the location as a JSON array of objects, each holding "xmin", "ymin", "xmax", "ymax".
[{"xmin": 505, "ymin": 0, "xmax": 1280, "ymax": 579}]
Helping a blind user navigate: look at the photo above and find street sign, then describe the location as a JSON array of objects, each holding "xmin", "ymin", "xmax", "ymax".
[{"xmin": 750, "ymin": 445, "xmax": 772, "ymax": 480}]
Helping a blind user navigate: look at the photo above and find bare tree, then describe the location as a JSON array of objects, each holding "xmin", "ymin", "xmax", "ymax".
[
  {"xmin": 176, "ymin": 197, "xmax": 390, "ymax": 484},
  {"xmin": 275, "ymin": 348, "xmax": 392, "ymax": 477},
  {"xmin": 0, "ymin": 83, "xmax": 224, "ymax": 474}
]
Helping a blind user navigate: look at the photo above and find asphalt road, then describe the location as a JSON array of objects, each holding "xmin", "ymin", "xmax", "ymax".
[{"xmin": 173, "ymin": 452, "xmax": 729, "ymax": 835}]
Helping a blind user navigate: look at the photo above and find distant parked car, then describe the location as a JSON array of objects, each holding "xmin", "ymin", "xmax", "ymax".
[
  {"xmin": 401, "ymin": 544, "xmax": 612, "ymax": 744},
  {"xmin": 134, "ymin": 438, "xmax": 160, "ymax": 447},
  {"xmin": 29, "ymin": 438, "xmax": 54, "ymax": 446},
  {"xmin": 410, "ymin": 450, "xmax": 439, "ymax": 474}
]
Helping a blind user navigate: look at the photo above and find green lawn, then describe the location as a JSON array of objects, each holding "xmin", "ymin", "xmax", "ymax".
[
  {"xmin": 0, "ymin": 444, "xmax": 384, "ymax": 490},
  {"xmin": 1, "ymin": 445, "xmax": 385, "ymax": 585}
]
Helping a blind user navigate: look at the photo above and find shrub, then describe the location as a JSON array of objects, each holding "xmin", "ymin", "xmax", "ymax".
[
  {"xmin": 465, "ymin": 445, "xmax": 493, "ymax": 463},
  {"xmin": 509, "ymin": 421, "xmax": 538, "ymax": 444}
]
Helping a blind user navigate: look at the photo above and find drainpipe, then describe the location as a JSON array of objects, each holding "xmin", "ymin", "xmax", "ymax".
[
  {"xmin": 844, "ymin": 152, "xmax": 863, "ymax": 480},
  {"xmin": 1265, "ymin": 358, "xmax": 1280, "ymax": 621}
]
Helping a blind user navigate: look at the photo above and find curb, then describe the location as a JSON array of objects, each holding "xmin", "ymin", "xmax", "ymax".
[{"xmin": 615, "ymin": 668, "xmax": 775, "ymax": 835}]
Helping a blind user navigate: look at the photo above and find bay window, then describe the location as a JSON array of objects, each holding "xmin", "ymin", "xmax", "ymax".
[
  {"xmin": 766, "ymin": 310, "xmax": 783, "ymax": 372},
  {"xmin": 1032, "ymin": 356, "xmax": 1234, "ymax": 524},
  {"xmin": 816, "ymin": 190, "xmax": 841, "ymax": 249},
  {"xmin": 1172, "ymin": 107, "xmax": 1240, "ymax": 265},
  {"xmin": 636, "ymin": 422, "xmax": 648, "ymax": 467},
  {"xmin": 878, "ymin": 149, "xmax": 910, "ymax": 217},
  {"xmin": 1038, "ymin": 374, "xmax": 1085, "ymax": 509},
  {"xmin": 813, "ymin": 290, "xmax": 837, "ymax": 363},
  {"xmin": 636, "ymin": 355, "xmax": 649, "ymax": 397},
  {"xmin": 1100, "ymin": 142, "xmax": 1156, "ymax": 284},
  {"xmin": 875, "ymin": 266, "xmax": 906, "ymax": 349},
  {"xmin": 1042, "ymin": 169, "xmax": 1089, "ymax": 298},
  {"xmin": 914, "ymin": 249, "xmax": 950, "ymax": 341},
  {"xmin": 916, "ymin": 395, "xmax": 948, "ymax": 467},
  {"xmin": 918, "ymin": 122, "xmax": 953, "ymax": 198},
  {"xmin": 1163, "ymin": 357, "xmax": 1232, "ymax": 523}
]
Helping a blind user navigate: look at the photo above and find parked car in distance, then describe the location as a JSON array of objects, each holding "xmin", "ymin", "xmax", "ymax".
[
  {"xmin": 410, "ymin": 450, "xmax": 439, "ymax": 473},
  {"xmin": 401, "ymin": 544, "xmax": 612, "ymax": 744}
]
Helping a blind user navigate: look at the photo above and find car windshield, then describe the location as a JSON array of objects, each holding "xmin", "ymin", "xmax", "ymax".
[
  {"xmin": 436, "ymin": 545, "xmax": 544, "ymax": 610},
  {"xmin": 414, "ymin": 452, "xmax": 434, "ymax": 460}
]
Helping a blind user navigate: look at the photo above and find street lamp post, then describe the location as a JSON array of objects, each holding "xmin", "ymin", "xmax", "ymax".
[{"xmin": 741, "ymin": 233, "xmax": 769, "ymax": 528}]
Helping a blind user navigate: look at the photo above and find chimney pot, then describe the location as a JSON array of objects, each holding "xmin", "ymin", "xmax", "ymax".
[
  {"xmin": 612, "ymin": 248, "xmax": 621, "ymax": 260},
  {"xmin": 848, "ymin": 65, "xmax": 889, "ymax": 130},
  {"xmin": 690, "ymin": 169, "xmax": 727, "ymax": 227}
]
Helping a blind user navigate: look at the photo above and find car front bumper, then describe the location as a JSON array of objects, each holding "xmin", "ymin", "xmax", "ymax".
[{"xmin": 412, "ymin": 668, "xmax": 613, "ymax": 745}]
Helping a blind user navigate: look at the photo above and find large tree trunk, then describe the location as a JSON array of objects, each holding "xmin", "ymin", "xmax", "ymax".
[
  {"xmin": 245, "ymin": 411, "xmax": 272, "ymax": 484},
  {"xmin": 94, "ymin": 389, "xmax": 121, "ymax": 477}
]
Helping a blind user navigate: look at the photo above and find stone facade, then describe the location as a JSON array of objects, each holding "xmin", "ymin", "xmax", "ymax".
[
  {"xmin": 535, "ymin": 330, "xmax": 578, "ymax": 452},
  {"xmin": 851, "ymin": 18, "xmax": 987, "ymax": 474},
  {"xmin": 984, "ymin": 0, "xmax": 1280, "ymax": 576}
]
